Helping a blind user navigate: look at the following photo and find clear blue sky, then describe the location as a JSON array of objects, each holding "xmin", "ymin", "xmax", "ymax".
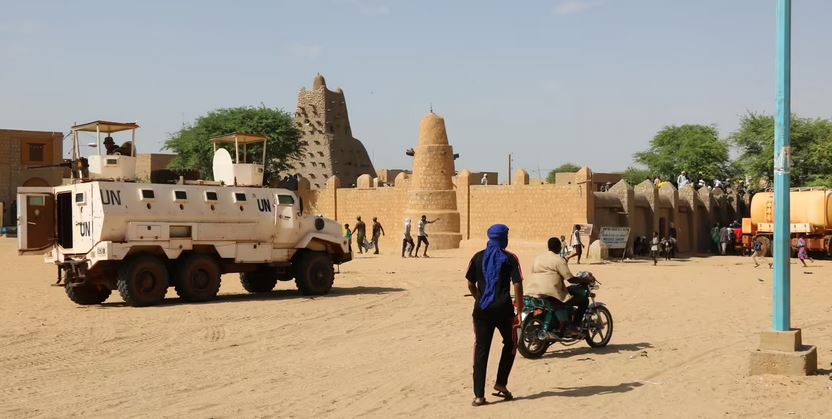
[{"xmin": 2, "ymin": 1, "xmax": 831, "ymax": 180}]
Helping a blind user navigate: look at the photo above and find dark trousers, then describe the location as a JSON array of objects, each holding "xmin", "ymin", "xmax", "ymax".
[
  {"xmin": 472, "ymin": 313, "xmax": 516, "ymax": 398},
  {"xmin": 402, "ymin": 237, "xmax": 414, "ymax": 256},
  {"xmin": 566, "ymin": 285, "xmax": 589, "ymax": 324},
  {"xmin": 356, "ymin": 236, "xmax": 365, "ymax": 253},
  {"xmin": 372, "ymin": 235, "xmax": 381, "ymax": 254},
  {"xmin": 415, "ymin": 236, "xmax": 429, "ymax": 255}
]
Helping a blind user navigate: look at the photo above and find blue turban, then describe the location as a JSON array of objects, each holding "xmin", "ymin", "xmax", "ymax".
[{"xmin": 479, "ymin": 224, "xmax": 509, "ymax": 310}]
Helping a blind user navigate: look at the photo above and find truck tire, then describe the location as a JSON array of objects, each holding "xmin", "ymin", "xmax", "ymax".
[
  {"xmin": 65, "ymin": 284, "xmax": 111, "ymax": 305},
  {"xmin": 240, "ymin": 271, "xmax": 277, "ymax": 293},
  {"xmin": 117, "ymin": 254, "xmax": 169, "ymax": 307},
  {"xmin": 174, "ymin": 254, "xmax": 222, "ymax": 302},
  {"xmin": 294, "ymin": 251, "xmax": 334, "ymax": 295}
]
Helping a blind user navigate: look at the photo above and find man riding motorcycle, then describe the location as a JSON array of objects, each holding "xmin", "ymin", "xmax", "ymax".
[{"xmin": 524, "ymin": 237, "xmax": 589, "ymax": 338}]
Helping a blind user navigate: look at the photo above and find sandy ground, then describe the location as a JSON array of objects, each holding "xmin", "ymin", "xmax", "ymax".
[{"xmin": 1, "ymin": 237, "xmax": 831, "ymax": 418}]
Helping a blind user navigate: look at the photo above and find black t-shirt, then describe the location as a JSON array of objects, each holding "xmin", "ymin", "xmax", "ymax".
[
  {"xmin": 466, "ymin": 249, "xmax": 523, "ymax": 318},
  {"xmin": 355, "ymin": 221, "xmax": 366, "ymax": 237}
]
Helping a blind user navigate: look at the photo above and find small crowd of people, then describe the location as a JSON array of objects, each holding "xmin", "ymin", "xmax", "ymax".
[
  {"xmin": 653, "ymin": 170, "xmax": 748, "ymax": 195},
  {"xmin": 632, "ymin": 222, "xmax": 678, "ymax": 265},
  {"xmin": 344, "ymin": 215, "xmax": 438, "ymax": 257}
]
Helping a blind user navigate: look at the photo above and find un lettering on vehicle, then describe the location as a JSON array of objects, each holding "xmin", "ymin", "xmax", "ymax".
[
  {"xmin": 257, "ymin": 198, "xmax": 272, "ymax": 213},
  {"xmin": 100, "ymin": 190, "xmax": 122, "ymax": 206}
]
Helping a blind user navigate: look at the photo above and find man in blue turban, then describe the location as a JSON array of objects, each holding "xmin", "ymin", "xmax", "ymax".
[{"xmin": 466, "ymin": 224, "xmax": 524, "ymax": 406}]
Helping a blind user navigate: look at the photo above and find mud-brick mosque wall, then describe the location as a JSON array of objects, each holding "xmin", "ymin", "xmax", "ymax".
[
  {"xmin": 458, "ymin": 169, "xmax": 593, "ymax": 242},
  {"xmin": 296, "ymin": 110, "xmax": 747, "ymax": 254}
]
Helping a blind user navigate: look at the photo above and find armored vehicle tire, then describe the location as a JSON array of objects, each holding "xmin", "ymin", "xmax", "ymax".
[
  {"xmin": 240, "ymin": 271, "xmax": 278, "ymax": 293},
  {"xmin": 174, "ymin": 254, "xmax": 222, "ymax": 302},
  {"xmin": 65, "ymin": 284, "xmax": 111, "ymax": 305},
  {"xmin": 117, "ymin": 254, "xmax": 169, "ymax": 307},
  {"xmin": 294, "ymin": 251, "xmax": 334, "ymax": 295}
]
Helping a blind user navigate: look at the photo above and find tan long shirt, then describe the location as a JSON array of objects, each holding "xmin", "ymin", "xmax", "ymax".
[{"xmin": 524, "ymin": 251, "xmax": 574, "ymax": 302}]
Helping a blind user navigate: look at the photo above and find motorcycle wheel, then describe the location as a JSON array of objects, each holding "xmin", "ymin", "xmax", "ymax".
[
  {"xmin": 517, "ymin": 312, "xmax": 549, "ymax": 359},
  {"xmin": 584, "ymin": 306, "xmax": 613, "ymax": 348}
]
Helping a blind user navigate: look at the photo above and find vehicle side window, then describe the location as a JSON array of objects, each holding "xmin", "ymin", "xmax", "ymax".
[{"xmin": 277, "ymin": 195, "xmax": 295, "ymax": 205}]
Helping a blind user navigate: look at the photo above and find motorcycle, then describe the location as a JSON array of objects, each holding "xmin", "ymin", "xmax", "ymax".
[{"xmin": 517, "ymin": 271, "xmax": 613, "ymax": 359}]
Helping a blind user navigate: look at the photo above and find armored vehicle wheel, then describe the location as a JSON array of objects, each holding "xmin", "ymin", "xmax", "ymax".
[
  {"xmin": 175, "ymin": 254, "xmax": 222, "ymax": 302},
  {"xmin": 65, "ymin": 284, "xmax": 111, "ymax": 305},
  {"xmin": 240, "ymin": 270, "xmax": 277, "ymax": 293},
  {"xmin": 294, "ymin": 251, "xmax": 334, "ymax": 295},
  {"xmin": 117, "ymin": 254, "xmax": 169, "ymax": 307}
]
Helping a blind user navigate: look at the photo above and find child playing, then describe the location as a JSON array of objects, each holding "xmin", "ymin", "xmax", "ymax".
[
  {"xmin": 344, "ymin": 224, "xmax": 353, "ymax": 253},
  {"xmin": 650, "ymin": 232, "xmax": 660, "ymax": 266},
  {"xmin": 796, "ymin": 234, "xmax": 810, "ymax": 267}
]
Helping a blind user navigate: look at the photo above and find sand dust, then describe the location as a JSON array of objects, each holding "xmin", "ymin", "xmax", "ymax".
[{"xmin": 1, "ymin": 237, "xmax": 831, "ymax": 418}]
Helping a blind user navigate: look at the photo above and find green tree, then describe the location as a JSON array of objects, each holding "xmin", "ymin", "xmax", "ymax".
[
  {"xmin": 621, "ymin": 166, "xmax": 653, "ymax": 185},
  {"xmin": 546, "ymin": 162, "xmax": 582, "ymax": 183},
  {"xmin": 165, "ymin": 107, "xmax": 303, "ymax": 181},
  {"xmin": 731, "ymin": 113, "xmax": 832, "ymax": 188},
  {"xmin": 634, "ymin": 124, "xmax": 732, "ymax": 183}
]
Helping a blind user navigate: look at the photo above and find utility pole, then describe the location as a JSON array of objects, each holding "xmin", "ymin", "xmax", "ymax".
[
  {"xmin": 508, "ymin": 153, "xmax": 513, "ymax": 185},
  {"xmin": 772, "ymin": 0, "xmax": 791, "ymax": 332},
  {"xmin": 750, "ymin": 0, "xmax": 816, "ymax": 377}
]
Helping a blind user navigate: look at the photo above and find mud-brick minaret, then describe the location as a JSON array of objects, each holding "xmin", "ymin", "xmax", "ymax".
[{"xmin": 405, "ymin": 112, "xmax": 462, "ymax": 249}]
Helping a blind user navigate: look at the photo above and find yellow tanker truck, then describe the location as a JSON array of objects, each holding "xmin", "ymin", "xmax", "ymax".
[{"xmin": 742, "ymin": 188, "xmax": 832, "ymax": 256}]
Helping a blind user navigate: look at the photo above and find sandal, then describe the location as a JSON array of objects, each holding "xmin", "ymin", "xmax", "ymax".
[
  {"xmin": 491, "ymin": 389, "xmax": 514, "ymax": 401},
  {"xmin": 472, "ymin": 397, "xmax": 487, "ymax": 406}
]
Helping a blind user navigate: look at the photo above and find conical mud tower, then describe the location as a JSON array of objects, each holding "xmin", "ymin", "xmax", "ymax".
[{"xmin": 405, "ymin": 113, "xmax": 462, "ymax": 249}]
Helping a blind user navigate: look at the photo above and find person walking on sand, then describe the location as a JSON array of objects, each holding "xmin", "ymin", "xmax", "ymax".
[
  {"xmin": 567, "ymin": 225, "xmax": 583, "ymax": 264},
  {"xmin": 752, "ymin": 237, "xmax": 771, "ymax": 268},
  {"xmin": 371, "ymin": 217, "xmax": 385, "ymax": 255},
  {"xmin": 344, "ymin": 224, "xmax": 353, "ymax": 254},
  {"xmin": 402, "ymin": 218, "xmax": 415, "ymax": 258},
  {"xmin": 415, "ymin": 215, "xmax": 439, "ymax": 257},
  {"xmin": 719, "ymin": 225, "xmax": 731, "ymax": 255},
  {"xmin": 650, "ymin": 232, "xmax": 660, "ymax": 266},
  {"xmin": 466, "ymin": 224, "xmax": 523, "ymax": 407},
  {"xmin": 796, "ymin": 234, "xmax": 810, "ymax": 267},
  {"xmin": 668, "ymin": 222, "xmax": 678, "ymax": 258},
  {"xmin": 352, "ymin": 216, "xmax": 367, "ymax": 254}
]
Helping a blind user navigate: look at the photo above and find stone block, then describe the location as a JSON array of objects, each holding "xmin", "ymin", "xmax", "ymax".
[
  {"xmin": 749, "ymin": 345, "xmax": 817, "ymax": 376},
  {"xmin": 749, "ymin": 329, "xmax": 818, "ymax": 376},
  {"xmin": 585, "ymin": 239, "xmax": 608, "ymax": 263},
  {"xmin": 759, "ymin": 329, "xmax": 801, "ymax": 352}
]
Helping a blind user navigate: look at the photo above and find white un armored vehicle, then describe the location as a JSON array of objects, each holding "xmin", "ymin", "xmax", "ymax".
[{"xmin": 18, "ymin": 121, "xmax": 350, "ymax": 306}]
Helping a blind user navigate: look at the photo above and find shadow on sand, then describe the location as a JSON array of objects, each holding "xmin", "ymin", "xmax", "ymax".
[
  {"xmin": 521, "ymin": 381, "xmax": 644, "ymax": 399},
  {"xmin": 99, "ymin": 285, "xmax": 405, "ymax": 308},
  {"xmin": 541, "ymin": 341, "xmax": 653, "ymax": 359}
]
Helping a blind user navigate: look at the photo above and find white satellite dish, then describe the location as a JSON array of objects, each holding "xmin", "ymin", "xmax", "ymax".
[{"xmin": 212, "ymin": 148, "xmax": 235, "ymax": 185}]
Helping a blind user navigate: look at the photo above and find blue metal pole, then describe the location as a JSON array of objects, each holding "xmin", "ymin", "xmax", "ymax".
[{"xmin": 772, "ymin": 0, "xmax": 791, "ymax": 332}]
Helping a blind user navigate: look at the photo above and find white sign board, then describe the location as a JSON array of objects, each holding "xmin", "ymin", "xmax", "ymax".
[{"xmin": 599, "ymin": 226, "xmax": 630, "ymax": 250}]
